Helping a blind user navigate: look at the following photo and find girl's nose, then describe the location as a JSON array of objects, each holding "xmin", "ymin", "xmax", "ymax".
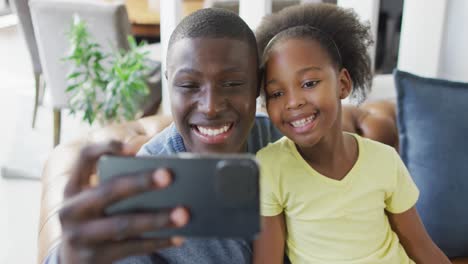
[{"xmin": 286, "ymin": 92, "xmax": 306, "ymax": 110}]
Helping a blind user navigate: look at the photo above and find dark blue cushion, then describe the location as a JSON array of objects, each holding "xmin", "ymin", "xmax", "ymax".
[{"xmin": 394, "ymin": 70, "xmax": 468, "ymax": 258}]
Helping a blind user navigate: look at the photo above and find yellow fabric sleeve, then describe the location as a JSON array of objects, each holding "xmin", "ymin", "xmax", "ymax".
[
  {"xmin": 257, "ymin": 150, "xmax": 284, "ymax": 217},
  {"xmin": 385, "ymin": 150, "xmax": 420, "ymax": 214}
]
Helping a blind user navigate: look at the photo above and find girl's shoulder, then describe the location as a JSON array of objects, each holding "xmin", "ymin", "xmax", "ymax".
[
  {"xmin": 256, "ymin": 136, "xmax": 295, "ymax": 160},
  {"xmin": 352, "ymin": 133, "xmax": 397, "ymax": 157},
  {"xmin": 352, "ymin": 133, "xmax": 401, "ymax": 170}
]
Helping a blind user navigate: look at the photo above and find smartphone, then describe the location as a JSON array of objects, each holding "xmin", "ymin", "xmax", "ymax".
[{"xmin": 97, "ymin": 154, "xmax": 260, "ymax": 239}]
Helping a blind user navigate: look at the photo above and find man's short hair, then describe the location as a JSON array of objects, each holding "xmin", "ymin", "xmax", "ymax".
[{"xmin": 167, "ymin": 8, "xmax": 258, "ymax": 65}]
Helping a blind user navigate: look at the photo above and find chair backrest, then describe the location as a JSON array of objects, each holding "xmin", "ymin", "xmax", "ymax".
[
  {"xmin": 30, "ymin": 0, "xmax": 131, "ymax": 109},
  {"xmin": 206, "ymin": 0, "xmax": 301, "ymax": 13},
  {"xmin": 10, "ymin": 0, "xmax": 42, "ymax": 74}
]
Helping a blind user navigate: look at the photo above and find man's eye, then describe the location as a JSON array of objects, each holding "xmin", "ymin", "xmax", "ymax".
[
  {"xmin": 222, "ymin": 81, "xmax": 244, "ymax": 88},
  {"xmin": 177, "ymin": 83, "xmax": 199, "ymax": 89},
  {"xmin": 302, "ymin": 80, "xmax": 320, "ymax": 89}
]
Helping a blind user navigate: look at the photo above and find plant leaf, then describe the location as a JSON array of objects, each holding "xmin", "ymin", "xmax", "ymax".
[
  {"xmin": 66, "ymin": 83, "xmax": 81, "ymax": 92},
  {"xmin": 67, "ymin": 72, "xmax": 82, "ymax": 79}
]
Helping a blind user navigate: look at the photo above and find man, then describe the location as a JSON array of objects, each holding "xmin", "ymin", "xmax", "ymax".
[{"xmin": 46, "ymin": 8, "xmax": 281, "ymax": 264}]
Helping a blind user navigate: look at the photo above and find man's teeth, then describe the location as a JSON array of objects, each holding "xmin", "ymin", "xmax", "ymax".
[
  {"xmin": 290, "ymin": 114, "xmax": 316, "ymax": 128},
  {"xmin": 197, "ymin": 124, "xmax": 230, "ymax": 136}
]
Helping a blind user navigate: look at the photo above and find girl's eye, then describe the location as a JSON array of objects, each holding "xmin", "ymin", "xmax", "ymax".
[
  {"xmin": 302, "ymin": 80, "xmax": 320, "ymax": 89},
  {"xmin": 268, "ymin": 91, "xmax": 284, "ymax": 99}
]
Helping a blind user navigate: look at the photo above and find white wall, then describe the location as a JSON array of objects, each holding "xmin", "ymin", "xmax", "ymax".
[
  {"xmin": 397, "ymin": 0, "xmax": 447, "ymax": 78},
  {"xmin": 439, "ymin": 0, "xmax": 468, "ymax": 82},
  {"xmin": 159, "ymin": 0, "xmax": 182, "ymax": 114},
  {"xmin": 239, "ymin": 0, "xmax": 271, "ymax": 30},
  {"xmin": 0, "ymin": 0, "xmax": 6, "ymax": 11},
  {"xmin": 398, "ymin": 0, "xmax": 468, "ymax": 82},
  {"xmin": 337, "ymin": 0, "xmax": 380, "ymax": 71}
]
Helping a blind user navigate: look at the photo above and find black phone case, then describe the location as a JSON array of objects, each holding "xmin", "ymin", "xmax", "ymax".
[{"xmin": 98, "ymin": 154, "xmax": 260, "ymax": 239}]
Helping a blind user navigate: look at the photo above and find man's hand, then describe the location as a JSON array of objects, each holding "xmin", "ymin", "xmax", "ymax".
[{"xmin": 58, "ymin": 141, "xmax": 190, "ymax": 264}]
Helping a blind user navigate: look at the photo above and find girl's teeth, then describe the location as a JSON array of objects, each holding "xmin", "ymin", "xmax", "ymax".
[
  {"xmin": 197, "ymin": 124, "xmax": 230, "ymax": 136},
  {"xmin": 290, "ymin": 115, "xmax": 316, "ymax": 128}
]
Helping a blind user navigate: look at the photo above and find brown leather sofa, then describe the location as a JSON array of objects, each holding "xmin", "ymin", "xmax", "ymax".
[{"xmin": 37, "ymin": 100, "xmax": 468, "ymax": 264}]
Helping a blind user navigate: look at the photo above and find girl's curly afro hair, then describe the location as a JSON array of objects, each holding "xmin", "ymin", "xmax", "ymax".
[{"xmin": 256, "ymin": 3, "xmax": 374, "ymax": 103}]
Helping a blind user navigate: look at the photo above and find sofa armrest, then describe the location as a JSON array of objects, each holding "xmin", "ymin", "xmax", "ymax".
[
  {"xmin": 37, "ymin": 114, "xmax": 172, "ymax": 264},
  {"xmin": 342, "ymin": 99, "xmax": 399, "ymax": 150}
]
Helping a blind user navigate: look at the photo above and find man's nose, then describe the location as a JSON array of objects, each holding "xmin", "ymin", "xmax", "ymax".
[{"xmin": 199, "ymin": 86, "xmax": 227, "ymax": 118}]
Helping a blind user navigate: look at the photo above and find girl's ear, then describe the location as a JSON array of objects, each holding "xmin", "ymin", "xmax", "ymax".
[{"xmin": 338, "ymin": 68, "xmax": 352, "ymax": 99}]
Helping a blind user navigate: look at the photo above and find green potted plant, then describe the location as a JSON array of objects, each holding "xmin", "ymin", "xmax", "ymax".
[{"xmin": 64, "ymin": 16, "xmax": 153, "ymax": 125}]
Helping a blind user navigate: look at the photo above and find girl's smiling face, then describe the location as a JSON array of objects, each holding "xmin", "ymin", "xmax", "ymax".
[{"xmin": 264, "ymin": 38, "xmax": 352, "ymax": 148}]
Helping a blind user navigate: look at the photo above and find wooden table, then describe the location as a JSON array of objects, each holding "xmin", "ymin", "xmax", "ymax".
[
  {"xmin": 126, "ymin": 0, "xmax": 203, "ymax": 40},
  {"xmin": 124, "ymin": 0, "xmax": 160, "ymax": 40}
]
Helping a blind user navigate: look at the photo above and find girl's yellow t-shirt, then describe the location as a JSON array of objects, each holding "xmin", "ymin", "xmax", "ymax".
[{"xmin": 257, "ymin": 134, "xmax": 419, "ymax": 264}]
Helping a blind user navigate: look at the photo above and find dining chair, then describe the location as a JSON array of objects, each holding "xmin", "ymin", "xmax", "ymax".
[
  {"xmin": 30, "ymin": 0, "xmax": 161, "ymax": 146},
  {"xmin": 10, "ymin": 0, "xmax": 44, "ymax": 128}
]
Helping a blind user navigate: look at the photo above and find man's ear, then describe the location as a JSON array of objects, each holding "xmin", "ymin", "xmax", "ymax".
[{"xmin": 338, "ymin": 68, "xmax": 352, "ymax": 99}]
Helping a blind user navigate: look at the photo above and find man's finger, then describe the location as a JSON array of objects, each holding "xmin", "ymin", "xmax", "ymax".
[
  {"xmin": 59, "ymin": 169, "xmax": 173, "ymax": 221},
  {"xmin": 63, "ymin": 208, "xmax": 189, "ymax": 245},
  {"xmin": 64, "ymin": 140, "xmax": 124, "ymax": 198}
]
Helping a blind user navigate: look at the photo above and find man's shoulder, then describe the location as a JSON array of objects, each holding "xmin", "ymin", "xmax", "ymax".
[
  {"xmin": 138, "ymin": 123, "xmax": 183, "ymax": 156},
  {"xmin": 253, "ymin": 112, "xmax": 274, "ymax": 130},
  {"xmin": 248, "ymin": 113, "xmax": 282, "ymax": 153}
]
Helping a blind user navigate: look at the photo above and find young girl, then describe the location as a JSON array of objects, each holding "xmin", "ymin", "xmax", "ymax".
[{"xmin": 253, "ymin": 4, "xmax": 450, "ymax": 264}]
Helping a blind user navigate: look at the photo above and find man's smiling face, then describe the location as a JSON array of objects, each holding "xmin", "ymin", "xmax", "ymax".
[{"xmin": 167, "ymin": 37, "xmax": 258, "ymax": 154}]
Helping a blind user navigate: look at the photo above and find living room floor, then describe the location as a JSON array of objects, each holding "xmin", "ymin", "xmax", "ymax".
[{"xmin": 0, "ymin": 21, "xmax": 92, "ymax": 263}]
